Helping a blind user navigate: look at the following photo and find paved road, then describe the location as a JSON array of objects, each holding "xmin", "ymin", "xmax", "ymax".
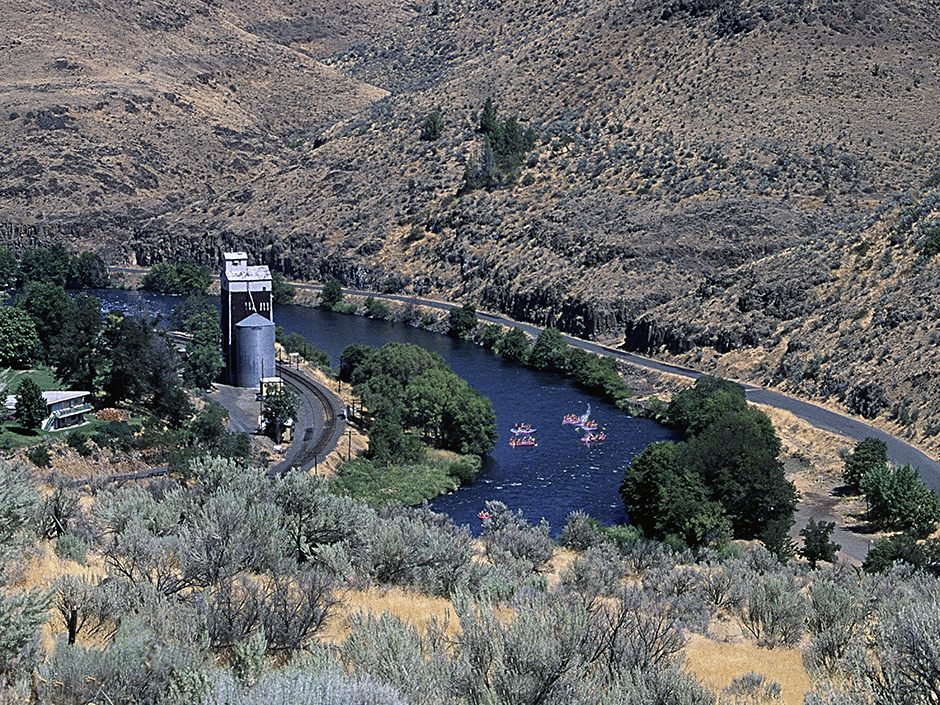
[
  {"xmin": 116, "ymin": 267, "xmax": 940, "ymax": 489},
  {"xmin": 337, "ymin": 287, "xmax": 940, "ymax": 491}
]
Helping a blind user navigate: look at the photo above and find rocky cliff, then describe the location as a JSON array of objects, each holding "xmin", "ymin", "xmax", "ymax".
[{"xmin": 2, "ymin": 0, "xmax": 940, "ymax": 445}]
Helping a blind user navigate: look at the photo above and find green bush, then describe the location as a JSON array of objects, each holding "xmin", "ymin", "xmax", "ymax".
[
  {"xmin": 54, "ymin": 534, "xmax": 88, "ymax": 564},
  {"xmin": 26, "ymin": 444, "xmax": 50, "ymax": 468},
  {"xmin": 364, "ymin": 296, "xmax": 392, "ymax": 320},
  {"xmin": 66, "ymin": 429, "xmax": 92, "ymax": 457},
  {"xmin": 445, "ymin": 454, "xmax": 480, "ymax": 484},
  {"xmin": 93, "ymin": 421, "xmax": 140, "ymax": 452}
]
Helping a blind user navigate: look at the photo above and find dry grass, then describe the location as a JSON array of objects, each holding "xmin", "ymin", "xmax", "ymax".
[
  {"xmin": 302, "ymin": 364, "xmax": 368, "ymax": 479},
  {"xmin": 684, "ymin": 634, "xmax": 811, "ymax": 705},
  {"xmin": 318, "ymin": 585, "xmax": 459, "ymax": 644},
  {"xmin": 757, "ymin": 404, "xmax": 852, "ymax": 481}
]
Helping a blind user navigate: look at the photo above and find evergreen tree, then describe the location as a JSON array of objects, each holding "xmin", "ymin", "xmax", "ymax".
[
  {"xmin": 420, "ymin": 109, "xmax": 444, "ymax": 141},
  {"xmin": 478, "ymin": 97, "xmax": 500, "ymax": 137},
  {"xmin": 14, "ymin": 377, "xmax": 46, "ymax": 430},
  {"xmin": 842, "ymin": 436, "xmax": 888, "ymax": 489}
]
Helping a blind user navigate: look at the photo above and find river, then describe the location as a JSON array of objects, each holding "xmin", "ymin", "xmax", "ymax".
[{"xmin": 93, "ymin": 290, "xmax": 678, "ymax": 535}]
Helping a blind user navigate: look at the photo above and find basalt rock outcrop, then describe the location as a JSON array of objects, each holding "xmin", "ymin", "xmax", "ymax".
[{"xmin": 3, "ymin": 0, "xmax": 940, "ymax": 444}]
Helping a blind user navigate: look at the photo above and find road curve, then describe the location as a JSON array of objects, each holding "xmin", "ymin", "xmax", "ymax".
[
  {"xmin": 116, "ymin": 268, "xmax": 940, "ymax": 492},
  {"xmin": 329, "ymin": 288, "xmax": 940, "ymax": 494}
]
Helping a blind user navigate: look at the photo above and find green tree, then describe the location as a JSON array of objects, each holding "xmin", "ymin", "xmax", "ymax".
[
  {"xmin": 262, "ymin": 385, "xmax": 299, "ymax": 443},
  {"xmin": 619, "ymin": 441, "xmax": 730, "ymax": 549},
  {"xmin": 51, "ymin": 293, "xmax": 102, "ymax": 391},
  {"xmin": 447, "ymin": 302, "xmax": 477, "ymax": 339},
  {"xmin": 17, "ymin": 280, "xmax": 76, "ymax": 359},
  {"xmin": 101, "ymin": 314, "xmax": 154, "ymax": 404},
  {"xmin": 682, "ymin": 410, "xmax": 794, "ymax": 545},
  {"xmin": 528, "ymin": 326, "xmax": 567, "ymax": 371},
  {"xmin": 68, "ymin": 251, "xmax": 110, "ymax": 288},
  {"xmin": 0, "ymin": 307, "xmax": 40, "ymax": 367},
  {"xmin": 14, "ymin": 378, "xmax": 46, "ymax": 430},
  {"xmin": 475, "ymin": 323, "xmax": 503, "ymax": 350},
  {"xmin": 0, "ymin": 247, "xmax": 18, "ymax": 291},
  {"xmin": 141, "ymin": 260, "xmax": 211, "ymax": 295},
  {"xmin": 271, "ymin": 271, "xmax": 295, "ymax": 305},
  {"xmin": 667, "ymin": 375, "xmax": 748, "ymax": 436},
  {"xmin": 799, "ymin": 518, "xmax": 841, "ymax": 568},
  {"xmin": 101, "ymin": 314, "xmax": 192, "ymax": 422},
  {"xmin": 495, "ymin": 327, "xmax": 530, "ymax": 362},
  {"xmin": 367, "ymin": 413, "xmax": 425, "ymax": 466},
  {"xmin": 18, "ymin": 243, "xmax": 71, "ymax": 286},
  {"xmin": 420, "ymin": 109, "xmax": 444, "ymax": 141},
  {"xmin": 842, "ymin": 436, "xmax": 888, "ymax": 489},
  {"xmin": 364, "ymin": 296, "xmax": 391, "ymax": 320},
  {"xmin": 319, "ymin": 278, "xmax": 344, "ymax": 309},
  {"xmin": 177, "ymin": 298, "xmax": 223, "ymax": 389},
  {"xmin": 185, "ymin": 330, "xmax": 223, "ymax": 390},
  {"xmin": 861, "ymin": 462, "xmax": 940, "ymax": 537}
]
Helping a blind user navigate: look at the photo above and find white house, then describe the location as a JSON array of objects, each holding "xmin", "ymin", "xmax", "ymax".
[{"xmin": 5, "ymin": 390, "xmax": 92, "ymax": 432}]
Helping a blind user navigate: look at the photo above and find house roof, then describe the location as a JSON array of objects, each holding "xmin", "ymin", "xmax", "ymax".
[
  {"xmin": 42, "ymin": 391, "xmax": 88, "ymax": 404},
  {"xmin": 4, "ymin": 390, "xmax": 89, "ymax": 412}
]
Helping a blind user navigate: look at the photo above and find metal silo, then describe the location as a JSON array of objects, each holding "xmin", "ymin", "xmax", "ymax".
[{"xmin": 234, "ymin": 313, "xmax": 275, "ymax": 389}]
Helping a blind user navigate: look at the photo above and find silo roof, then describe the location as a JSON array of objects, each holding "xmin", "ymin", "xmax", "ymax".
[{"xmin": 235, "ymin": 313, "xmax": 275, "ymax": 328}]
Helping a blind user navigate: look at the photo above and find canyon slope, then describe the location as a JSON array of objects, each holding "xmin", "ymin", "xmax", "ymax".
[{"xmin": 2, "ymin": 0, "xmax": 940, "ymax": 446}]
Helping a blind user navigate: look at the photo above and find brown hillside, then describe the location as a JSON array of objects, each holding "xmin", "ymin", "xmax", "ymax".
[{"xmin": 2, "ymin": 0, "xmax": 940, "ymax": 434}]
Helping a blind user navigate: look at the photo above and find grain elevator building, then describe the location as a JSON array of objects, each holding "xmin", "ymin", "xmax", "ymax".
[{"xmin": 221, "ymin": 252, "xmax": 273, "ymax": 387}]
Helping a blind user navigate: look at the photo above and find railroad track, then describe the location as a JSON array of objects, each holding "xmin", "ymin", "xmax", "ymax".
[{"xmin": 269, "ymin": 362, "xmax": 340, "ymax": 476}]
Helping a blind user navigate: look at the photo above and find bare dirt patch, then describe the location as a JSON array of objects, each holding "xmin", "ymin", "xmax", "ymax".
[{"xmin": 760, "ymin": 404, "xmax": 883, "ymax": 565}]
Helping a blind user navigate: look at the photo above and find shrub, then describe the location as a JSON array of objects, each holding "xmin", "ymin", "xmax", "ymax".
[
  {"xmin": 559, "ymin": 543, "xmax": 626, "ymax": 604},
  {"xmin": 200, "ymin": 666, "xmax": 408, "ymax": 705},
  {"xmin": 558, "ymin": 510, "xmax": 610, "ymax": 551},
  {"xmin": 54, "ymin": 534, "xmax": 88, "ymax": 565},
  {"xmin": 481, "ymin": 501, "xmax": 554, "ymax": 577},
  {"xmin": 66, "ymin": 429, "xmax": 92, "ymax": 457},
  {"xmin": 39, "ymin": 620, "xmax": 208, "ymax": 705},
  {"xmin": 93, "ymin": 421, "xmax": 139, "ymax": 452},
  {"xmin": 26, "ymin": 444, "xmax": 50, "ymax": 468},
  {"xmin": 805, "ymin": 570, "xmax": 868, "ymax": 674},
  {"xmin": 364, "ymin": 296, "xmax": 392, "ymax": 320},
  {"xmin": 735, "ymin": 572, "xmax": 807, "ymax": 647}
]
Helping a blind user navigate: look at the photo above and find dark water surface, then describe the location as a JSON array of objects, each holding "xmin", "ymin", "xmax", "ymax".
[{"xmin": 94, "ymin": 290, "xmax": 677, "ymax": 535}]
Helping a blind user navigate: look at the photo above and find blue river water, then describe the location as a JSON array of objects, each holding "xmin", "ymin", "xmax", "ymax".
[{"xmin": 92, "ymin": 290, "xmax": 678, "ymax": 535}]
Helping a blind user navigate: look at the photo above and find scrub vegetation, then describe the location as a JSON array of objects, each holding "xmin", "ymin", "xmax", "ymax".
[{"xmin": 3, "ymin": 454, "xmax": 940, "ymax": 704}]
